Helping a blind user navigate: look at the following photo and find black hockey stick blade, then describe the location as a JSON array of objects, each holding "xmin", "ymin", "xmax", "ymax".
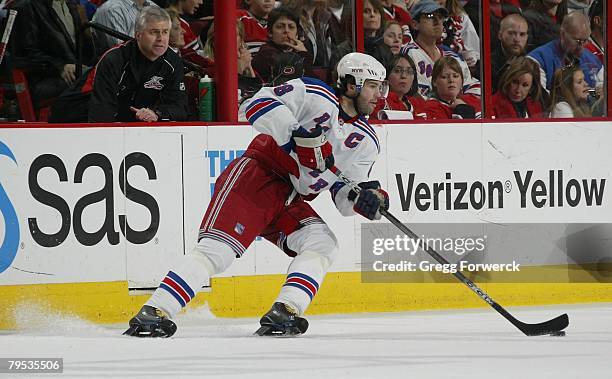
[{"xmin": 515, "ymin": 313, "xmax": 569, "ymax": 336}]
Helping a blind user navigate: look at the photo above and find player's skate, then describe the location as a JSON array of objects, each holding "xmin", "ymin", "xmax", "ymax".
[
  {"xmin": 254, "ymin": 302, "xmax": 309, "ymax": 336},
  {"xmin": 123, "ymin": 305, "xmax": 177, "ymax": 338}
]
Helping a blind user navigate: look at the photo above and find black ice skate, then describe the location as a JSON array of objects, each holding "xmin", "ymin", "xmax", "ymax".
[
  {"xmin": 123, "ymin": 305, "xmax": 177, "ymax": 338},
  {"xmin": 254, "ymin": 302, "xmax": 309, "ymax": 336}
]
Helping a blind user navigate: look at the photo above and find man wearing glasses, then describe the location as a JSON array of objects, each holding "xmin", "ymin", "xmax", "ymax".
[
  {"xmin": 527, "ymin": 12, "xmax": 602, "ymax": 93},
  {"xmin": 399, "ymin": 0, "xmax": 480, "ymax": 99}
]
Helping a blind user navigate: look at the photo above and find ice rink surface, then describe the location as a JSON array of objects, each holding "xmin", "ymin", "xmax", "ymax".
[{"xmin": 1, "ymin": 303, "xmax": 611, "ymax": 378}]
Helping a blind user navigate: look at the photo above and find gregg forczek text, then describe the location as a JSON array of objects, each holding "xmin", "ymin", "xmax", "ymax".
[{"xmin": 372, "ymin": 260, "xmax": 521, "ymax": 273}]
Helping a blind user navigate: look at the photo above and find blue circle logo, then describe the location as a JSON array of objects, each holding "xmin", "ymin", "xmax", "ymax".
[{"xmin": 0, "ymin": 140, "xmax": 19, "ymax": 274}]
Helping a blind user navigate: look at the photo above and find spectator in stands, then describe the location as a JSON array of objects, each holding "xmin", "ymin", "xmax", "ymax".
[
  {"xmin": 252, "ymin": 7, "xmax": 310, "ymax": 86},
  {"xmin": 423, "ymin": 56, "xmax": 481, "ymax": 119},
  {"xmin": 327, "ymin": 0, "xmax": 353, "ymax": 47},
  {"xmin": 380, "ymin": 0, "xmax": 413, "ymax": 43},
  {"xmin": 167, "ymin": 8, "xmax": 204, "ymax": 119},
  {"xmin": 381, "ymin": 0, "xmax": 411, "ymax": 25},
  {"xmin": 80, "ymin": 0, "xmax": 98, "ymax": 20},
  {"xmin": 523, "ymin": 0, "xmax": 567, "ymax": 52},
  {"xmin": 197, "ymin": 20, "xmax": 262, "ymax": 107},
  {"xmin": 370, "ymin": 53, "xmax": 427, "ymax": 120},
  {"xmin": 202, "ymin": 21, "xmax": 258, "ymax": 79},
  {"xmin": 550, "ymin": 64, "xmax": 592, "ymax": 118},
  {"xmin": 382, "ymin": 21, "xmax": 403, "ymax": 55},
  {"xmin": 167, "ymin": 9, "xmax": 185, "ymax": 51},
  {"xmin": 400, "ymin": 0, "xmax": 480, "ymax": 99},
  {"xmin": 93, "ymin": 0, "xmax": 158, "ymax": 49},
  {"xmin": 488, "ymin": 1, "xmax": 522, "ymax": 57},
  {"xmin": 567, "ymin": 0, "xmax": 592, "ymax": 15},
  {"xmin": 165, "ymin": 0, "xmax": 203, "ymax": 57},
  {"xmin": 527, "ymin": 12, "xmax": 602, "ymax": 92},
  {"xmin": 164, "ymin": 8, "xmax": 211, "ymax": 72},
  {"xmin": 235, "ymin": 28, "xmax": 263, "ymax": 104},
  {"xmin": 584, "ymin": 0, "xmax": 603, "ymax": 63},
  {"xmin": 330, "ymin": 0, "xmax": 385, "ymax": 74},
  {"xmin": 492, "ymin": 57, "xmax": 546, "ymax": 119},
  {"xmin": 88, "ymin": 7, "xmax": 187, "ymax": 122},
  {"xmin": 238, "ymin": 0, "xmax": 275, "ymax": 54},
  {"xmin": 282, "ymin": 0, "xmax": 332, "ymax": 68},
  {"xmin": 363, "ymin": 0, "xmax": 386, "ymax": 39},
  {"xmin": 491, "ymin": 13, "xmax": 528, "ymax": 91},
  {"xmin": 11, "ymin": 0, "xmax": 96, "ymax": 106},
  {"xmin": 437, "ymin": 0, "xmax": 480, "ymax": 72}
]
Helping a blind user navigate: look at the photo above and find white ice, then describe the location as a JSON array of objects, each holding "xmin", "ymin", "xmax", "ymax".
[{"xmin": 1, "ymin": 303, "xmax": 611, "ymax": 378}]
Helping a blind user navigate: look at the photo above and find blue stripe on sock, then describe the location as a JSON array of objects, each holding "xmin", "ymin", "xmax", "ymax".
[
  {"xmin": 287, "ymin": 272, "xmax": 319, "ymax": 290},
  {"xmin": 167, "ymin": 271, "xmax": 195, "ymax": 299},
  {"xmin": 160, "ymin": 282, "xmax": 186, "ymax": 307}
]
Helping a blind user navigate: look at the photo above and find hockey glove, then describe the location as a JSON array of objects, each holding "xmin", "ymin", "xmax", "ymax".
[
  {"xmin": 292, "ymin": 126, "xmax": 334, "ymax": 172},
  {"xmin": 349, "ymin": 181, "xmax": 389, "ymax": 220}
]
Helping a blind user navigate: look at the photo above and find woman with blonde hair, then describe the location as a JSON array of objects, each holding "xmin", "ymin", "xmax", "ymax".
[
  {"xmin": 423, "ymin": 56, "xmax": 481, "ymax": 119},
  {"xmin": 492, "ymin": 57, "xmax": 545, "ymax": 119},
  {"xmin": 550, "ymin": 64, "xmax": 592, "ymax": 118}
]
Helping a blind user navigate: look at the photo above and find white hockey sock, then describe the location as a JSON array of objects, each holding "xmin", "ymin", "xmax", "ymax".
[
  {"xmin": 146, "ymin": 253, "xmax": 216, "ymax": 319},
  {"xmin": 275, "ymin": 251, "xmax": 328, "ymax": 316}
]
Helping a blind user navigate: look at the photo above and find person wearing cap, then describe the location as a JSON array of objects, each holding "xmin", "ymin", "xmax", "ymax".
[{"xmin": 399, "ymin": 0, "xmax": 480, "ymax": 99}]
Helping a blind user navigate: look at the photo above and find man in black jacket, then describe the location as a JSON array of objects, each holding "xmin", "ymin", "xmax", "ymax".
[
  {"xmin": 491, "ymin": 13, "xmax": 529, "ymax": 92},
  {"xmin": 11, "ymin": 0, "xmax": 95, "ymax": 105},
  {"xmin": 88, "ymin": 6, "xmax": 187, "ymax": 122}
]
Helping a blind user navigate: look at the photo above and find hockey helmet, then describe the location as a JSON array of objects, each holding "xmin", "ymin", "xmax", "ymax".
[{"xmin": 336, "ymin": 52, "xmax": 388, "ymax": 96}]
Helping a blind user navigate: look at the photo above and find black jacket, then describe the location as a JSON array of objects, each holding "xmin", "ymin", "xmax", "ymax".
[
  {"xmin": 252, "ymin": 41, "xmax": 311, "ymax": 86},
  {"xmin": 523, "ymin": 9, "xmax": 560, "ymax": 53},
  {"xmin": 11, "ymin": 0, "xmax": 95, "ymax": 75},
  {"xmin": 88, "ymin": 40, "xmax": 188, "ymax": 122}
]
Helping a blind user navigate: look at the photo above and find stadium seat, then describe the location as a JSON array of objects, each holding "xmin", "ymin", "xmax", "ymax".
[{"xmin": 11, "ymin": 68, "xmax": 53, "ymax": 122}]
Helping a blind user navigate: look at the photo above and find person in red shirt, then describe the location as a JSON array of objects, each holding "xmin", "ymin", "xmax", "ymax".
[
  {"xmin": 166, "ymin": 0, "xmax": 203, "ymax": 52},
  {"xmin": 492, "ymin": 57, "xmax": 545, "ymax": 119},
  {"xmin": 380, "ymin": 0, "xmax": 413, "ymax": 43},
  {"xmin": 371, "ymin": 53, "xmax": 426, "ymax": 120},
  {"xmin": 238, "ymin": 0, "xmax": 275, "ymax": 54},
  {"xmin": 424, "ymin": 56, "xmax": 481, "ymax": 119}
]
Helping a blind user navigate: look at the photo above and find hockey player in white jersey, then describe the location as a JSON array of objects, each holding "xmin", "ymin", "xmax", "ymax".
[{"xmin": 124, "ymin": 52, "xmax": 390, "ymax": 338}]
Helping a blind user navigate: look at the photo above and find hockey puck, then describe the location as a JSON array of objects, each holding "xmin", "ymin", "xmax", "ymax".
[{"xmin": 549, "ymin": 331, "xmax": 566, "ymax": 337}]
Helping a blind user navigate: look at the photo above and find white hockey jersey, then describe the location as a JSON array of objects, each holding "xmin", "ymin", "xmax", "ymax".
[
  {"xmin": 400, "ymin": 42, "xmax": 481, "ymax": 99},
  {"xmin": 241, "ymin": 77, "xmax": 380, "ymax": 216}
]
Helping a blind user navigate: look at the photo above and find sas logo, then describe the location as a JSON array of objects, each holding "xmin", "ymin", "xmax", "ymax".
[{"xmin": 0, "ymin": 141, "xmax": 19, "ymax": 274}]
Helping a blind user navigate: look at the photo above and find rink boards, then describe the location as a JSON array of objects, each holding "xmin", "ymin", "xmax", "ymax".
[{"xmin": 1, "ymin": 121, "xmax": 612, "ymax": 328}]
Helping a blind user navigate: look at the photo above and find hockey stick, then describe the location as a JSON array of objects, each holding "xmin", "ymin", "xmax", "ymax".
[
  {"xmin": 0, "ymin": 9, "xmax": 16, "ymax": 66},
  {"xmin": 330, "ymin": 165, "xmax": 569, "ymax": 336}
]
